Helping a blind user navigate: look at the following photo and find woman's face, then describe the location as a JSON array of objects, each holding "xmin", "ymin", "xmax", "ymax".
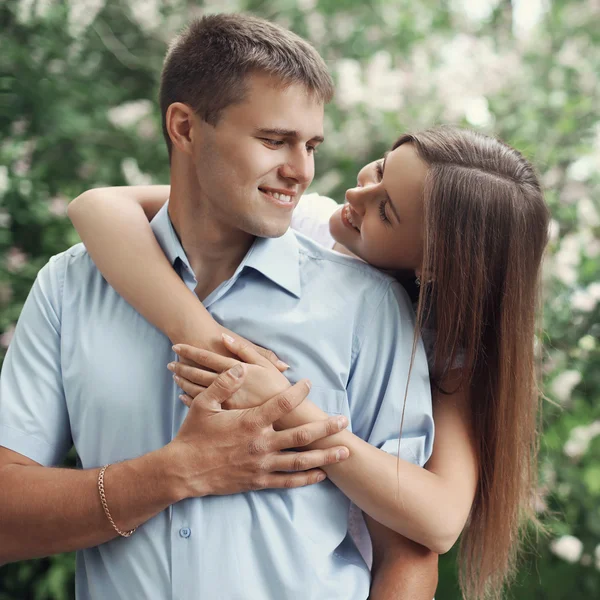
[{"xmin": 329, "ymin": 143, "xmax": 428, "ymax": 271}]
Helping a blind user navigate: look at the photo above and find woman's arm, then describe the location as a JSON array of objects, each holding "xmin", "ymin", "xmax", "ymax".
[
  {"xmin": 172, "ymin": 339, "xmax": 478, "ymax": 554},
  {"xmin": 287, "ymin": 368, "xmax": 478, "ymax": 554},
  {"xmin": 367, "ymin": 516, "xmax": 438, "ymax": 600},
  {"xmin": 68, "ymin": 186, "xmax": 283, "ymax": 366},
  {"xmin": 68, "ymin": 186, "xmax": 224, "ymax": 351}
]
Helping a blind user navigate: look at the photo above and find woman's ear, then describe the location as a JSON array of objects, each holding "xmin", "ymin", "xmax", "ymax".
[{"xmin": 165, "ymin": 102, "xmax": 197, "ymax": 157}]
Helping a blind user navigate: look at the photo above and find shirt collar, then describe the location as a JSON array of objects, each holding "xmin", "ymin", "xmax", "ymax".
[
  {"xmin": 151, "ymin": 201, "xmax": 191, "ymax": 270},
  {"xmin": 151, "ymin": 201, "xmax": 302, "ymax": 298}
]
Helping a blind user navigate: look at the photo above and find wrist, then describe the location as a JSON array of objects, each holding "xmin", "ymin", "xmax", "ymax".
[{"xmin": 153, "ymin": 443, "xmax": 195, "ymax": 502}]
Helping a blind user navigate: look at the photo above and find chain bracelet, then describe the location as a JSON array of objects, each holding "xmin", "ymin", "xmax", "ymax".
[{"xmin": 98, "ymin": 465, "xmax": 137, "ymax": 538}]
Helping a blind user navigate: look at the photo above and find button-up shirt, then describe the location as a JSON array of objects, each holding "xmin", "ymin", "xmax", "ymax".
[{"xmin": 0, "ymin": 203, "xmax": 433, "ymax": 600}]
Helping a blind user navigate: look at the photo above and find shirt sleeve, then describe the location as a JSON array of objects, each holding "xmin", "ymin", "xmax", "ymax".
[
  {"xmin": 290, "ymin": 193, "xmax": 338, "ymax": 249},
  {"xmin": 347, "ymin": 280, "xmax": 434, "ymax": 466},
  {"xmin": 0, "ymin": 256, "xmax": 72, "ymax": 466}
]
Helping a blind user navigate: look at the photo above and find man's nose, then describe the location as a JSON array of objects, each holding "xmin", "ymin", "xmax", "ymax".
[{"xmin": 279, "ymin": 149, "xmax": 314, "ymax": 185}]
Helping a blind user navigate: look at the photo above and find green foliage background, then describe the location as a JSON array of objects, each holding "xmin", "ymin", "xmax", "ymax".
[{"xmin": 1, "ymin": 0, "xmax": 599, "ymax": 597}]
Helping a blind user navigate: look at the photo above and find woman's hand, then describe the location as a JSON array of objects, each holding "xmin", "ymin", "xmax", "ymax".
[{"xmin": 169, "ymin": 334, "xmax": 291, "ymax": 410}]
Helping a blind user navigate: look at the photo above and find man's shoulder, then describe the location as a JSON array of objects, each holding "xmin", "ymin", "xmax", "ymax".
[
  {"xmin": 293, "ymin": 230, "xmax": 402, "ymax": 296},
  {"xmin": 41, "ymin": 243, "xmax": 101, "ymax": 294}
]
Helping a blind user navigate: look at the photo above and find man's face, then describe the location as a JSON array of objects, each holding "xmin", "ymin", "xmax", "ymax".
[{"xmin": 190, "ymin": 72, "xmax": 325, "ymax": 239}]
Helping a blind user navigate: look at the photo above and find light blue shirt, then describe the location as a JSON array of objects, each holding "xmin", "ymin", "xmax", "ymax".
[{"xmin": 0, "ymin": 204, "xmax": 433, "ymax": 600}]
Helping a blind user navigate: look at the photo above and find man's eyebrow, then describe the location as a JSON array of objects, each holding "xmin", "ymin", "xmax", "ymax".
[
  {"xmin": 255, "ymin": 128, "xmax": 324, "ymax": 143},
  {"xmin": 380, "ymin": 151, "xmax": 401, "ymax": 223}
]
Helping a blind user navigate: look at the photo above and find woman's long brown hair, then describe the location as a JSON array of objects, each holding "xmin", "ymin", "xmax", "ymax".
[{"xmin": 395, "ymin": 128, "xmax": 550, "ymax": 599}]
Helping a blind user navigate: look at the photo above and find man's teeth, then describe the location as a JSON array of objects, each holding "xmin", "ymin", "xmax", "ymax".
[{"xmin": 264, "ymin": 190, "xmax": 293, "ymax": 203}]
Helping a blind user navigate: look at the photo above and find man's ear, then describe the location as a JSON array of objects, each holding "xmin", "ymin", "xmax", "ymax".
[{"xmin": 165, "ymin": 102, "xmax": 197, "ymax": 156}]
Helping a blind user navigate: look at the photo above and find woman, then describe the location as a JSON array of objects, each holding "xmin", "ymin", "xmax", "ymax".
[{"xmin": 68, "ymin": 127, "xmax": 550, "ymax": 600}]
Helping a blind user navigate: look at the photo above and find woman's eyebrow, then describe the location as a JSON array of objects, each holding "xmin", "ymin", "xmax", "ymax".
[{"xmin": 381, "ymin": 151, "xmax": 390, "ymax": 172}]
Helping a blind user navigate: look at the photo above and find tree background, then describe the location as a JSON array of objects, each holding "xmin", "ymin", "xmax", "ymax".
[{"xmin": 0, "ymin": 0, "xmax": 599, "ymax": 598}]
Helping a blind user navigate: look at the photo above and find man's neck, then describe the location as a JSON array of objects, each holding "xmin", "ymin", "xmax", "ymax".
[{"xmin": 168, "ymin": 192, "xmax": 255, "ymax": 302}]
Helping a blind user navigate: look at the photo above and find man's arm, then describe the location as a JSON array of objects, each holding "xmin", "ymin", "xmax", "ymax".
[
  {"xmin": 0, "ymin": 263, "xmax": 349, "ymax": 565},
  {"xmin": 366, "ymin": 515, "xmax": 438, "ymax": 600}
]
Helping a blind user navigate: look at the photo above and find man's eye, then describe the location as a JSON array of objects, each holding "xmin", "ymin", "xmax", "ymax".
[
  {"xmin": 306, "ymin": 145, "xmax": 318, "ymax": 154},
  {"xmin": 261, "ymin": 138, "xmax": 284, "ymax": 147}
]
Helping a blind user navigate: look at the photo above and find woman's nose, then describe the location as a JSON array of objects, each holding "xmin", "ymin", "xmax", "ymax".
[{"xmin": 345, "ymin": 185, "xmax": 367, "ymax": 216}]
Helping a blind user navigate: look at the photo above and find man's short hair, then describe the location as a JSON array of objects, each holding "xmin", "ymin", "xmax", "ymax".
[{"xmin": 159, "ymin": 13, "xmax": 334, "ymax": 156}]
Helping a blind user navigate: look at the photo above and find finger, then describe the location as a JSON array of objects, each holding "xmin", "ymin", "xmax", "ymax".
[
  {"xmin": 169, "ymin": 362, "xmax": 219, "ymax": 387},
  {"xmin": 271, "ymin": 415, "xmax": 349, "ymax": 451},
  {"xmin": 173, "ymin": 375, "xmax": 205, "ymax": 399},
  {"xmin": 222, "ymin": 334, "xmax": 289, "ymax": 371},
  {"xmin": 253, "ymin": 469, "xmax": 327, "ymax": 490},
  {"xmin": 268, "ymin": 447, "xmax": 350, "ymax": 472},
  {"xmin": 197, "ymin": 363, "xmax": 247, "ymax": 409},
  {"xmin": 179, "ymin": 394, "xmax": 194, "ymax": 408},
  {"xmin": 172, "ymin": 344, "xmax": 237, "ymax": 373},
  {"xmin": 252, "ymin": 380, "xmax": 311, "ymax": 428}
]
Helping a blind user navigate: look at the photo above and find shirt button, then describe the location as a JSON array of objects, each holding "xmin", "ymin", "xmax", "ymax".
[{"xmin": 179, "ymin": 527, "xmax": 191, "ymax": 539}]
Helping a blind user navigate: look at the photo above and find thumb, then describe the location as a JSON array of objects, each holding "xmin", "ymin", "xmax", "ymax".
[{"xmin": 197, "ymin": 363, "xmax": 246, "ymax": 409}]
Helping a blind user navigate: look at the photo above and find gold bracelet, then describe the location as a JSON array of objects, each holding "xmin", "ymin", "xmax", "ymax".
[{"xmin": 98, "ymin": 465, "xmax": 137, "ymax": 538}]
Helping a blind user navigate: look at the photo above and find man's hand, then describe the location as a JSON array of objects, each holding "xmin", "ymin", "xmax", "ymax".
[{"xmin": 168, "ymin": 363, "xmax": 350, "ymax": 498}]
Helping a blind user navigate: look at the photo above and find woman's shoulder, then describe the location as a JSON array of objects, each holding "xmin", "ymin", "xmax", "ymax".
[{"xmin": 290, "ymin": 193, "xmax": 339, "ymax": 249}]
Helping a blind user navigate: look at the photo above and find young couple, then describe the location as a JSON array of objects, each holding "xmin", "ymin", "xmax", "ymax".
[{"xmin": 0, "ymin": 12, "xmax": 549, "ymax": 600}]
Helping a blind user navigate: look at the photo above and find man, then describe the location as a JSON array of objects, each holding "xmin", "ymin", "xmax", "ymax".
[{"xmin": 0, "ymin": 13, "xmax": 436, "ymax": 599}]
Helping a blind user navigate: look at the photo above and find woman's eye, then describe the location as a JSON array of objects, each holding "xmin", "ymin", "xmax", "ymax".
[
  {"xmin": 375, "ymin": 161, "xmax": 384, "ymax": 182},
  {"xmin": 379, "ymin": 199, "xmax": 390, "ymax": 224}
]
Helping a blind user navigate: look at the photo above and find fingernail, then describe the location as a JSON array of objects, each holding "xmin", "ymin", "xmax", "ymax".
[
  {"xmin": 305, "ymin": 379, "xmax": 312, "ymax": 391},
  {"xmin": 336, "ymin": 449, "xmax": 349, "ymax": 461},
  {"xmin": 167, "ymin": 362, "xmax": 175, "ymax": 371},
  {"xmin": 173, "ymin": 374, "xmax": 180, "ymax": 383},
  {"xmin": 229, "ymin": 364, "xmax": 243, "ymax": 378},
  {"xmin": 179, "ymin": 394, "xmax": 187, "ymax": 403},
  {"xmin": 317, "ymin": 473, "xmax": 326, "ymax": 482},
  {"xmin": 337, "ymin": 416, "xmax": 348, "ymax": 430},
  {"xmin": 222, "ymin": 333, "xmax": 235, "ymax": 344},
  {"xmin": 276, "ymin": 360, "xmax": 290, "ymax": 370},
  {"xmin": 172, "ymin": 345, "xmax": 181, "ymax": 353}
]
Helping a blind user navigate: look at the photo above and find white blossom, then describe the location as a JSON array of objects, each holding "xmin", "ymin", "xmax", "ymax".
[
  {"xmin": 305, "ymin": 11, "xmax": 327, "ymax": 45},
  {"xmin": 121, "ymin": 158, "xmax": 153, "ymax": 186},
  {"xmin": 364, "ymin": 52, "xmax": 404, "ymax": 112},
  {"xmin": 129, "ymin": 0, "xmax": 161, "ymax": 32},
  {"xmin": 550, "ymin": 535, "xmax": 584, "ymax": 563},
  {"xmin": 0, "ymin": 166, "xmax": 8, "ymax": 197},
  {"xmin": 551, "ymin": 370, "xmax": 582, "ymax": 404},
  {"xmin": 450, "ymin": 0, "xmax": 500, "ymax": 23},
  {"xmin": 548, "ymin": 219, "xmax": 560, "ymax": 244},
  {"xmin": 578, "ymin": 335, "xmax": 596, "ymax": 352},
  {"xmin": 564, "ymin": 421, "xmax": 600, "ymax": 459},
  {"xmin": 108, "ymin": 100, "xmax": 153, "ymax": 129},
  {"xmin": 595, "ymin": 544, "xmax": 600, "ymax": 570},
  {"xmin": 571, "ymin": 289, "xmax": 598, "ymax": 313},
  {"xmin": 464, "ymin": 96, "xmax": 493, "ymax": 127},
  {"xmin": 336, "ymin": 60, "xmax": 364, "ymax": 108},
  {"xmin": 48, "ymin": 195, "xmax": 69, "ymax": 217},
  {"xmin": 297, "ymin": 0, "xmax": 317, "ymax": 11},
  {"xmin": 568, "ymin": 156, "xmax": 598, "ymax": 182},
  {"xmin": 512, "ymin": 0, "xmax": 549, "ymax": 39},
  {"xmin": 68, "ymin": 0, "xmax": 105, "ymax": 38},
  {"xmin": 0, "ymin": 325, "xmax": 15, "ymax": 349},
  {"xmin": 0, "ymin": 210, "xmax": 11, "ymax": 228},
  {"xmin": 553, "ymin": 233, "xmax": 581, "ymax": 286},
  {"xmin": 577, "ymin": 197, "xmax": 600, "ymax": 227},
  {"xmin": 6, "ymin": 247, "xmax": 28, "ymax": 273}
]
